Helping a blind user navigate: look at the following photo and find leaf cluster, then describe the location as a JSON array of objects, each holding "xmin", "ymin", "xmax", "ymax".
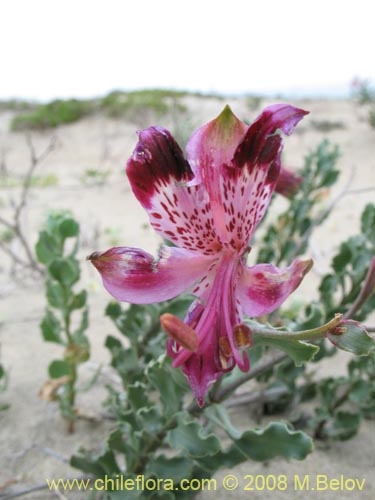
[
  {"xmin": 11, "ymin": 99, "xmax": 93, "ymax": 131},
  {"xmin": 36, "ymin": 211, "xmax": 89, "ymax": 425}
]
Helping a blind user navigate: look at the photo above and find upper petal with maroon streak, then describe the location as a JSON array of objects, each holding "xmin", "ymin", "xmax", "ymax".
[
  {"xmin": 126, "ymin": 127, "xmax": 221, "ymax": 255},
  {"xmin": 237, "ymin": 258, "xmax": 313, "ymax": 317},
  {"xmin": 220, "ymin": 105, "xmax": 308, "ymax": 250},
  {"xmin": 89, "ymin": 245, "xmax": 215, "ymax": 304}
]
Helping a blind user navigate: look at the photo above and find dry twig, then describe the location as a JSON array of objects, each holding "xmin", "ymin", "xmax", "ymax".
[{"xmin": 0, "ymin": 134, "xmax": 57, "ymax": 275}]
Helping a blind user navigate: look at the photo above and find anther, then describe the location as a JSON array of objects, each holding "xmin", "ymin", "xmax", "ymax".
[{"xmin": 160, "ymin": 313, "xmax": 199, "ymax": 352}]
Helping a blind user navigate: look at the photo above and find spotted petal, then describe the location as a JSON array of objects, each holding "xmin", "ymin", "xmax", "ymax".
[
  {"xmin": 223, "ymin": 104, "xmax": 309, "ymax": 249},
  {"xmin": 127, "ymin": 127, "xmax": 221, "ymax": 255},
  {"xmin": 237, "ymin": 259, "xmax": 313, "ymax": 317},
  {"xmin": 186, "ymin": 105, "xmax": 308, "ymax": 251},
  {"xmin": 89, "ymin": 246, "xmax": 214, "ymax": 303}
]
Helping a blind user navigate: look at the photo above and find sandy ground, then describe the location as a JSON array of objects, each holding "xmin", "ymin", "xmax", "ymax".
[{"xmin": 0, "ymin": 97, "xmax": 374, "ymax": 499}]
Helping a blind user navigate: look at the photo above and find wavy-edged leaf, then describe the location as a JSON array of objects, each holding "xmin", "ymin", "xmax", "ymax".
[
  {"xmin": 328, "ymin": 321, "xmax": 375, "ymax": 355},
  {"xmin": 231, "ymin": 422, "xmax": 313, "ymax": 461},
  {"xmin": 253, "ymin": 335, "xmax": 319, "ymax": 366}
]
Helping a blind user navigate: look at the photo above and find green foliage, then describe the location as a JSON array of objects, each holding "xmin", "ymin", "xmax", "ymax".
[
  {"xmin": 257, "ymin": 139, "xmax": 340, "ymax": 266},
  {"xmin": 36, "ymin": 211, "xmax": 89, "ymax": 431},
  {"xmin": 369, "ymin": 109, "xmax": 375, "ymax": 129},
  {"xmin": 351, "ymin": 78, "xmax": 375, "ymax": 105},
  {"xmin": 310, "ymin": 353, "xmax": 375, "ymax": 440},
  {"xmin": 100, "ymin": 89, "xmax": 188, "ymax": 127},
  {"xmin": 81, "ymin": 168, "xmax": 112, "ymax": 186},
  {"xmin": 11, "ymin": 99, "xmax": 92, "ymax": 130},
  {"xmin": 351, "ymin": 78, "xmax": 375, "ymax": 129},
  {"xmin": 0, "ymin": 173, "xmax": 58, "ymax": 188},
  {"xmin": 0, "ymin": 359, "xmax": 10, "ymax": 411},
  {"xmin": 318, "ymin": 203, "xmax": 375, "ymax": 322},
  {"xmin": 70, "ymin": 294, "xmax": 315, "ymax": 495}
]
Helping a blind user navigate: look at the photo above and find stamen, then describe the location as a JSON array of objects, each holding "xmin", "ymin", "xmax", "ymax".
[
  {"xmin": 160, "ymin": 313, "xmax": 199, "ymax": 352},
  {"xmin": 233, "ymin": 324, "xmax": 252, "ymax": 349},
  {"xmin": 219, "ymin": 336, "xmax": 232, "ymax": 357}
]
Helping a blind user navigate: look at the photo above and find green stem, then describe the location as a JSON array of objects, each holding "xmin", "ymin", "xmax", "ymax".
[
  {"xmin": 63, "ymin": 309, "xmax": 76, "ymax": 433},
  {"xmin": 247, "ymin": 313, "xmax": 343, "ymax": 342}
]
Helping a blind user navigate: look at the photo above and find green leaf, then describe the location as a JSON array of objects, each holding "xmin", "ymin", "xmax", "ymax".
[
  {"xmin": 204, "ymin": 404, "xmax": 242, "ymax": 439},
  {"xmin": 325, "ymin": 411, "xmax": 361, "ymax": 441},
  {"xmin": 40, "ymin": 309, "xmax": 62, "ymax": 344},
  {"xmin": 231, "ymin": 422, "xmax": 313, "ymax": 461},
  {"xmin": 59, "ymin": 218, "xmax": 79, "ymax": 239},
  {"xmin": 332, "ymin": 243, "xmax": 352, "ymax": 273},
  {"xmin": 48, "ymin": 257, "xmax": 80, "ymax": 286},
  {"xmin": 167, "ymin": 415, "xmax": 221, "ymax": 458},
  {"xmin": 349, "ymin": 379, "xmax": 373, "ymax": 405},
  {"xmin": 146, "ymin": 455, "xmax": 194, "ymax": 482},
  {"xmin": 127, "ymin": 382, "xmax": 149, "ymax": 410},
  {"xmin": 108, "ymin": 426, "xmax": 140, "ymax": 472},
  {"xmin": 137, "ymin": 407, "xmax": 163, "ymax": 435},
  {"xmin": 70, "ymin": 448, "xmax": 120, "ymax": 476},
  {"xmin": 105, "ymin": 301, "xmax": 122, "ymax": 319},
  {"xmin": 35, "ymin": 230, "xmax": 61, "ymax": 264},
  {"xmin": 328, "ymin": 321, "xmax": 375, "ymax": 355},
  {"xmin": 46, "ymin": 279, "xmax": 65, "ymax": 309},
  {"xmin": 69, "ymin": 290, "xmax": 87, "ymax": 310},
  {"xmin": 147, "ymin": 356, "xmax": 184, "ymax": 415},
  {"xmin": 253, "ymin": 335, "xmax": 319, "ymax": 366},
  {"xmin": 361, "ymin": 203, "xmax": 375, "ymax": 243},
  {"xmin": 48, "ymin": 359, "xmax": 70, "ymax": 378}
]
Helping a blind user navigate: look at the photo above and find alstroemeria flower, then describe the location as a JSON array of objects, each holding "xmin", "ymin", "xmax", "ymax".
[{"xmin": 90, "ymin": 104, "xmax": 312, "ymax": 405}]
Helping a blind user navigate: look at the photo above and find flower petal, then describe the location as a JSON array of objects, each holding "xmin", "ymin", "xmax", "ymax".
[
  {"xmin": 89, "ymin": 245, "xmax": 214, "ymax": 303},
  {"xmin": 185, "ymin": 106, "xmax": 247, "ymax": 241},
  {"xmin": 234, "ymin": 104, "xmax": 309, "ymax": 168},
  {"xmin": 219, "ymin": 104, "xmax": 308, "ymax": 250},
  {"xmin": 126, "ymin": 126, "xmax": 221, "ymax": 254},
  {"xmin": 182, "ymin": 352, "xmax": 223, "ymax": 407},
  {"xmin": 238, "ymin": 259, "xmax": 313, "ymax": 317}
]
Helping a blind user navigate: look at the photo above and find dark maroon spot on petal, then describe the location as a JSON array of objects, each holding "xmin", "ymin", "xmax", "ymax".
[
  {"xmin": 258, "ymin": 134, "xmax": 282, "ymax": 164},
  {"xmin": 266, "ymin": 160, "xmax": 281, "ymax": 184}
]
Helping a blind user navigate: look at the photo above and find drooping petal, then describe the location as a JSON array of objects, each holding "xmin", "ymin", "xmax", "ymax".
[
  {"xmin": 126, "ymin": 126, "xmax": 221, "ymax": 255},
  {"xmin": 89, "ymin": 245, "xmax": 215, "ymax": 303},
  {"xmin": 238, "ymin": 258, "xmax": 313, "ymax": 317},
  {"xmin": 182, "ymin": 351, "xmax": 223, "ymax": 407}
]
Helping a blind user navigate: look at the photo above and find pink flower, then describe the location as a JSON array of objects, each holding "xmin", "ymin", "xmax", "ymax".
[{"xmin": 90, "ymin": 104, "xmax": 312, "ymax": 405}]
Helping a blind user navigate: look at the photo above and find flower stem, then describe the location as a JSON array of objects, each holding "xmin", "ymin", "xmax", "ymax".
[{"xmin": 247, "ymin": 313, "xmax": 343, "ymax": 342}]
